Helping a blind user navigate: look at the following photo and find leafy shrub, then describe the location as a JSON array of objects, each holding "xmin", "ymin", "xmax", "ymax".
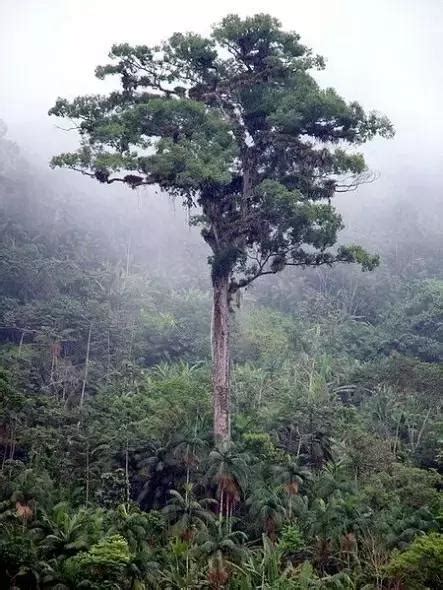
[
  {"xmin": 64, "ymin": 534, "xmax": 130, "ymax": 589},
  {"xmin": 385, "ymin": 532, "xmax": 443, "ymax": 589}
]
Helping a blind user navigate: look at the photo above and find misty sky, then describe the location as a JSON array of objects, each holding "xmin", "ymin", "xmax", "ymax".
[{"xmin": 1, "ymin": 0, "xmax": 443, "ymax": 194}]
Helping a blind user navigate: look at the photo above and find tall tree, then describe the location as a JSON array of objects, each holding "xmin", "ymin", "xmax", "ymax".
[{"xmin": 49, "ymin": 14, "xmax": 393, "ymax": 446}]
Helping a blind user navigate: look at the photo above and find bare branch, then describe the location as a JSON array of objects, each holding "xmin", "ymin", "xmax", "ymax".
[
  {"xmin": 55, "ymin": 124, "xmax": 81, "ymax": 132},
  {"xmin": 233, "ymin": 254, "xmax": 359, "ymax": 291},
  {"xmin": 335, "ymin": 171, "xmax": 379, "ymax": 193},
  {"xmin": 66, "ymin": 167, "xmax": 155, "ymax": 188}
]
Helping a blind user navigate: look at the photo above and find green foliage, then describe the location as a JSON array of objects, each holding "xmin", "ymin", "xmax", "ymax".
[
  {"xmin": 64, "ymin": 534, "xmax": 130, "ymax": 589},
  {"xmin": 50, "ymin": 13, "xmax": 392, "ymax": 291},
  {"xmin": 379, "ymin": 279, "xmax": 443, "ymax": 362},
  {"xmin": 241, "ymin": 432, "xmax": 285, "ymax": 463},
  {"xmin": 278, "ymin": 524, "xmax": 306, "ymax": 555},
  {"xmin": 0, "ymin": 13, "xmax": 440, "ymax": 582},
  {"xmin": 385, "ymin": 533, "xmax": 443, "ymax": 589},
  {"xmin": 96, "ymin": 470, "xmax": 126, "ymax": 508},
  {"xmin": 0, "ymin": 528, "xmax": 38, "ymax": 589}
]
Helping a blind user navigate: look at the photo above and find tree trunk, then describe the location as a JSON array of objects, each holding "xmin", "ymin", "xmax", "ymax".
[
  {"xmin": 80, "ymin": 323, "xmax": 92, "ymax": 409},
  {"xmin": 212, "ymin": 275, "xmax": 231, "ymax": 446}
]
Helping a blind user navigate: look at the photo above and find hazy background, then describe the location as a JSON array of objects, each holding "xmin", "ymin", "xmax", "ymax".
[
  {"xmin": 0, "ymin": 0, "xmax": 442, "ymax": 279},
  {"xmin": 2, "ymin": 0, "xmax": 443, "ymax": 162}
]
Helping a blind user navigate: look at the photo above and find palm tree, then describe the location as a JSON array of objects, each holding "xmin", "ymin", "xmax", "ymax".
[
  {"xmin": 310, "ymin": 460, "xmax": 350, "ymax": 500},
  {"xmin": 171, "ymin": 430, "xmax": 209, "ymax": 486},
  {"xmin": 304, "ymin": 491, "xmax": 361, "ymax": 574},
  {"xmin": 163, "ymin": 484, "xmax": 215, "ymax": 584},
  {"xmin": 274, "ymin": 461, "xmax": 310, "ymax": 520},
  {"xmin": 163, "ymin": 484, "xmax": 215, "ymax": 541},
  {"xmin": 135, "ymin": 440, "xmax": 181, "ymax": 509},
  {"xmin": 310, "ymin": 430, "xmax": 334, "ymax": 470},
  {"xmin": 204, "ymin": 448, "xmax": 250, "ymax": 527},
  {"xmin": 32, "ymin": 502, "xmax": 102, "ymax": 560},
  {"xmin": 7, "ymin": 467, "xmax": 54, "ymax": 523},
  {"xmin": 246, "ymin": 487, "xmax": 287, "ymax": 541},
  {"xmin": 196, "ymin": 521, "xmax": 248, "ymax": 589}
]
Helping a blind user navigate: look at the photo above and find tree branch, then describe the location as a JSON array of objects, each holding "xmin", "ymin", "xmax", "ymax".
[
  {"xmin": 66, "ymin": 167, "xmax": 155, "ymax": 188},
  {"xmin": 233, "ymin": 254, "xmax": 359, "ymax": 291}
]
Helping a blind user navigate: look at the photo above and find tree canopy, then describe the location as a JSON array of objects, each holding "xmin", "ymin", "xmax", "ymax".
[{"xmin": 50, "ymin": 13, "xmax": 393, "ymax": 291}]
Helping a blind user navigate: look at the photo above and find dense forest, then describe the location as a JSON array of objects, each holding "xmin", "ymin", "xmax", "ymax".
[{"xmin": 1, "ymin": 12, "xmax": 442, "ymax": 590}]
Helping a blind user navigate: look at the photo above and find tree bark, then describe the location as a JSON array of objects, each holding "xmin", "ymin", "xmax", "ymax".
[
  {"xmin": 80, "ymin": 323, "xmax": 92, "ymax": 409},
  {"xmin": 212, "ymin": 275, "xmax": 231, "ymax": 446}
]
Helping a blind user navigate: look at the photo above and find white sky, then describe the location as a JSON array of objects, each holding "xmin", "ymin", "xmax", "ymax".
[{"xmin": 1, "ymin": 0, "xmax": 443, "ymax": 181}]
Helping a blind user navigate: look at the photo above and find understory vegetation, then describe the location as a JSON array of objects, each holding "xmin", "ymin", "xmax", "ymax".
[{"xmin": 0, "ymin": 78, "xmax": 442, "ymax": 590}]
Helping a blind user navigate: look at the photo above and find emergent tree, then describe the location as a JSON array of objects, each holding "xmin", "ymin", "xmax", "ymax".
[{"xmin": 49, "ymin": 14, "xmax": 393, "ymax": 446}]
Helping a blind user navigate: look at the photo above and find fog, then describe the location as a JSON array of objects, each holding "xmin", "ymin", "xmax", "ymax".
[{"xmin": 0, "ymin": 0, "xmax": 442, "ymax": 279}]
